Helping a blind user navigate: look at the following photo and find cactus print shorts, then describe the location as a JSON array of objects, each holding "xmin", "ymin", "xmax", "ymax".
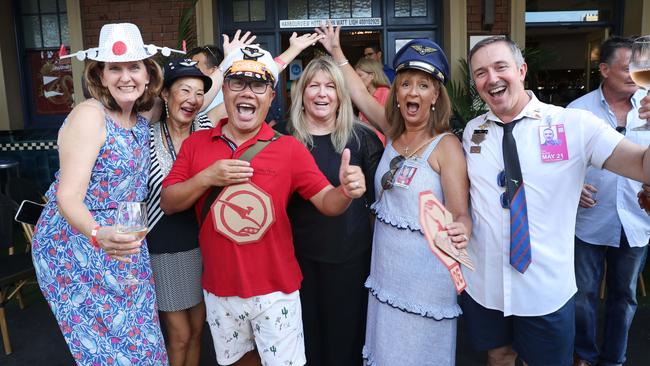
[{"xmin": 204, "ymin": 290, "xmax": 306, "ymax": 366}]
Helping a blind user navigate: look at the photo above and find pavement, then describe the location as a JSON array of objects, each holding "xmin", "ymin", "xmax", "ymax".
[{"xmin": 1, "ymin": 285, "xmax": 649, "ymax": 365}]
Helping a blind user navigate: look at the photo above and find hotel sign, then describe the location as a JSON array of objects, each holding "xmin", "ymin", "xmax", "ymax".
[{"xmin": 279, "ymin": 18, "xmax": 381, "ymax": 29}]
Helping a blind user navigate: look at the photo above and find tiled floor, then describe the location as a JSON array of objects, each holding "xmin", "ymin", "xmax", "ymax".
[{"xmin": 1, "ymin": 287, "xmax": 649, "ymax": 365}]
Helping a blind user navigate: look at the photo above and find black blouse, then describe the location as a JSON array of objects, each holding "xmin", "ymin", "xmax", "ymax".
[{"xmin": 288, "ymin": 123, "xmax": 384, "ymax": 263}]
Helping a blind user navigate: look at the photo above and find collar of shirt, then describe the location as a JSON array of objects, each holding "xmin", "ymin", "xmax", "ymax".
[
  {"xmin": 484, "ymin": 91, "xmax": 544, "ymax": 125},
  {"xmin": 210, "ymin": 118, "xmax": 276, "ymax": 145},
  {"xmin": 596, "ymin": 84, "xmax": 646, "ymax": 129}
]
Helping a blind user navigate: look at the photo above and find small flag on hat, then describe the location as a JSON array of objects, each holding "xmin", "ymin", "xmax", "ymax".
[{"xmin": 58, "ymin": 44, "xmax": 67, "ymax": 58}]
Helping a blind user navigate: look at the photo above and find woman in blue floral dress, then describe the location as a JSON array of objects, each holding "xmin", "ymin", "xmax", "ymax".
[{"xmin": 31, "ymin": 23, "xmax": 177, "ymax": 366}]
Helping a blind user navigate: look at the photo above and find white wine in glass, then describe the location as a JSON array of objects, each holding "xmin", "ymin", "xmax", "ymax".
[
  {"xmin": 116, "ymin": 201, "xmax": 148, "ymax": 285},
  {"xmin": 630, "ymin": 35, "xmax": 650, "ymax": 131}
]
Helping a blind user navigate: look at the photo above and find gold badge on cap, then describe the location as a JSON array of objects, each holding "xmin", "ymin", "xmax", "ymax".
[
  {"xmin": 212, "ymin": 182, "xmax": 275, "ymax": 245},
  {"xmin": 411, "ymin": 44, "xmax": 438, "ymax": 55}
]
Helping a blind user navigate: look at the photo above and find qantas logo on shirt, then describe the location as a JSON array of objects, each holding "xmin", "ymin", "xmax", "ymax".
[{"xmin": 212, "ymin": 182, "xmax": 275, "ymax": 245}]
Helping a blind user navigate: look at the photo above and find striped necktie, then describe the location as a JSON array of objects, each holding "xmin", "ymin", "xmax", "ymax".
[{"xmin": 500, "ymin": 121, "xmax": 532, "ymax": 273}]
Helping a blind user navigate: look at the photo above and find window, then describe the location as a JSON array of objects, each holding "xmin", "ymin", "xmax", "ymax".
[
  {"xmin": 233, "ymin": 0, "xmax": 266, "ymax": 22},
  {"xmin": 394, "ymin": 0, "xmax": 427, "ymax": 18},
  {"xmin": 17, "ymin": 0, "xmax": 73, "ymax": 127},
  {"xmin": 20, "ymin": 0, "xmax": 68, "ymax": 50},
  {"xmin": 287, "ymin": 0, "xmax": 372, "ymax": 19}
]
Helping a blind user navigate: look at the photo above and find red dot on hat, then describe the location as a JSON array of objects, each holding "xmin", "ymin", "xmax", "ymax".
[{"xmin": 112, "ymin": 41, "xmax": 127, "ymax": 56}]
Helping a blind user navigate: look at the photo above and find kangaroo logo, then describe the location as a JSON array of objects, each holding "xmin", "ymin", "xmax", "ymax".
[{"xmin": 213, "ymin": 182, "xmax": 275, "ymax": 245}]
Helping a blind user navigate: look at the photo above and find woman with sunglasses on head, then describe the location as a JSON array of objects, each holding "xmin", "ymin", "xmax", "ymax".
[
  {"xmin": 317, "ymin": 24, "xmax": 470, "ymax": 365},
  {"xmin": 286, "ymin": 57, "xmax": 383, "ymax": 366}
]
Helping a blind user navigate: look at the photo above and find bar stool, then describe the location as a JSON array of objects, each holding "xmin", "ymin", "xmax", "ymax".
[{"xmin": 0, "ymin": 159, "xmax": 19, "ymax": 194}]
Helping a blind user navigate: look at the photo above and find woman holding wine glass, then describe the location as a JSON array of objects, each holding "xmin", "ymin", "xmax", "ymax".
[{"xmin": 31, "ymin": 23, "xmax": 173, "ymax": 365}]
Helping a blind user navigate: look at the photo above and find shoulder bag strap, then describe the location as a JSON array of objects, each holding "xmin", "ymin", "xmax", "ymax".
[{"xmin": 200, "ymin": 130, "xmax": 282, "ymax": 226}]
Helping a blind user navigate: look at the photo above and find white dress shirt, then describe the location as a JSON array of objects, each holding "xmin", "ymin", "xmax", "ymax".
[
  {"xmin": 462, "ymin": 92, "xmax": 623, "ymax": 316},
  {"xmin": 568, "ymin": 87, "xmax": 650, "ymax": 247}
]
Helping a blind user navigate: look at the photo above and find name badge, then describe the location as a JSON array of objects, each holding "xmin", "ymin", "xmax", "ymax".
[
  {"xmin": 539, "ymin": 124, "xmax": 569, "ymax": 162},
  {"xmin": 393, "ymin": 161, "xmax": 418, "ymax": 188},
  {"xmin": 470, "ymin": 129, "xmax": 488, "ymax": 154}
]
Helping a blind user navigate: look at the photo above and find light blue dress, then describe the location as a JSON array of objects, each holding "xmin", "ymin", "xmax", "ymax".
[
  {"xmin": 31, "ymin": 114, "xmax": 168, "ymax": 366},
  {"xmin": 363, "ymin": 133, "xmax": 461, "ymax": 366}
]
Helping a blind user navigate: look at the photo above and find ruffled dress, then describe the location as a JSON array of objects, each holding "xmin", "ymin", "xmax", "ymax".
[
  {"xmin": 31, "ymin": 114, "xmax": 168, "ymax": 365},
  {"xmin": 363, "ymin": 134, "xmax": 460, "ymax": 366}
]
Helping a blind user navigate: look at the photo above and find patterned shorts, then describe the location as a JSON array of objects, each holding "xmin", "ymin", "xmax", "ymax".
[{"xmin": 204, "ymin": 290, "xmax": 306, "ymax": 366}]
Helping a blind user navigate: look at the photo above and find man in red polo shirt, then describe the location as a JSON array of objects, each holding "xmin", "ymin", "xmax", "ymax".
[{"xmin": 160, "ymin": 45, "xmax": 366, "ymax": 366}]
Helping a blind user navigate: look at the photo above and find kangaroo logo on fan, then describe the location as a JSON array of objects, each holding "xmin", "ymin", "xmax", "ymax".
[{"xmin": 212, "ymin": 182, "xmax": 275, "ymax": 245}]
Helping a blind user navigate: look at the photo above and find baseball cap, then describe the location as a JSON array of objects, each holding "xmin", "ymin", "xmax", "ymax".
[{"xmin": 220, "ymin": 45, "xmax": 279, "ymax": 87}]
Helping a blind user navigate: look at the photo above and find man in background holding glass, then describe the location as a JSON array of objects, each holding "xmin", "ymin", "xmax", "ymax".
[{"xmin": 568, "ymin": 36, "xmax": 650, "ymax": 366}]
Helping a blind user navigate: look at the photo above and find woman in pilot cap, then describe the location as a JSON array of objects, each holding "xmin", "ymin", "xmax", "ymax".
[
  {"xmin": 32, "ymin": 23, "xmax": 175, "ymax": 365},
  {"xmin": 317, "ymin": 24, "xmax": 471, "ymax": 365}
]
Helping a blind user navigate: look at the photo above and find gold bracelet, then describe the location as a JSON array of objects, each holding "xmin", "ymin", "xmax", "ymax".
[{"xmin": 337, "ymin": 59, "xmax": 349, "ymax": 67}]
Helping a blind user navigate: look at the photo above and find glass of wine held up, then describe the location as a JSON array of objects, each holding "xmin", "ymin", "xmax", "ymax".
[
  {"xmin": 116, "ymin": 201, "xmax": 148, "ymax": 285},
  {"xmin": 630, "ymin": 35, "xmax": 650, "ymax": 131}
]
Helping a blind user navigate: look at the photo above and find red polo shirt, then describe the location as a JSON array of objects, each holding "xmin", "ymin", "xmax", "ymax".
[{"xmin": 163, "ymin": 119, "xmax": 329, "ymax": 298}]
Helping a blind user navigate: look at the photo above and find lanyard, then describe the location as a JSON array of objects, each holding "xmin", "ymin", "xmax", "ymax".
[{"xmin": 161, "ymin": 120, "xmax": 194, "ymax": 161}]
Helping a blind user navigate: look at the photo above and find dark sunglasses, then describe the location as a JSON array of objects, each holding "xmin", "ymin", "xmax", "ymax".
[
  {"xmin": 497, "ymin": 170, "xmax": 509, "ymax": 209},
  {"xmin": 381, "ymin": 155, "xmax": 406, "ymax": 190},
  {"xmin": 615, "ymin": 126, "xmax": 626, "ymax": 135}
]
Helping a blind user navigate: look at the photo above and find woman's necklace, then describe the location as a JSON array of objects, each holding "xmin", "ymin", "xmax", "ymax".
[
  {"xmin": 161, "ymin": 120, "xmax": 194, "ymax": 161},
  {"xmin": 401, "ymin": 135, "xmax": 436, "ymax": 159}
]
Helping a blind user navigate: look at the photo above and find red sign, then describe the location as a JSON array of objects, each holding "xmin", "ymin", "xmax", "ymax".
[{"xmin": 30, "ymin": 50, "xmax": 74, "ymax": 116}]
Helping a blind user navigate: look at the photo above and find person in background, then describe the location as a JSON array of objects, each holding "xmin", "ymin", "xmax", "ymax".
[
  {"xmin": 354, "ymin": 57, "xmax": 390, "ymax": 144},
  {"xmin": 160, "ymin": 44, "xmax": 367, "ymax": 366},
  {"xmin": 568, "ymin": 36, "xmax": 650, "ymax": 366},
  {"xmin": 318, "ymin": 24, "xmax": 471, "ymax": 365},
  {"xmin": 287, "ymin": 57, "xmax": 383, "ymax": 366},
  {"xmin": 461, "ymin": 35, "xmax": 650, "ymax": 366},
  {"xmin": 146, "ymin": 58, "xmax": 213, "ymax": 366},
  {"xmin": 363, "ymin": 44, "xmax": 395, "ymax": 82},
  {"xmin": 31, "ymin": 23, "xmax": 169, "ymax": 365}
]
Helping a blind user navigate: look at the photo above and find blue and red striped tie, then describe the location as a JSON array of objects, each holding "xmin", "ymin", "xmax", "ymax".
[{"xmin": 501, "ymin": 121, "xmax": 531, "ymax": 273}]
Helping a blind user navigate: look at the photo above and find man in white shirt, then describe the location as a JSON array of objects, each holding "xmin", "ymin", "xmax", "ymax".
[
  {"xmin": 568, "ymin": 36, "xmax": 650, "ymax": 366},
  {"xmin": 461, "ymin": 36, "xmax": 650, "ymax": 366}
]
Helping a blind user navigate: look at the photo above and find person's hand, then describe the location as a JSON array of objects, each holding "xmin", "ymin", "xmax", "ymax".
[
  {"xmin": 288, "ymin": 32, "xmax": 323, "ymax": 52},
  {"xmin": 445, "ymin": 222, "xmax": 469, "ymax": 249},
  {"xmin": 202, "ymin": 159, "xmax": 254, "ymax": 187},
  {"xmin": 94, "ymin": 226, "xmax": 143, "ymax": 263},
  {"xmin": 338, "ymin": 148, "xmax": 365, "ymax": 199},
  {"xmin": 223, "ymin": 29, "xmax": 257, "ymax": 58},
  {"xmin": 579, "ymin": 184, "xmax": 597, "ymax": 208},
  {"xmin": 638, "ymin": 183, "xmax": 650, "ymax": 214},
  {"xmin": 315, "ymin": 22, "xmax": 341, "ymax": 55},
  {"xmin": 639, "ymin": 94, "xmax": 650, "ymax": 121}
]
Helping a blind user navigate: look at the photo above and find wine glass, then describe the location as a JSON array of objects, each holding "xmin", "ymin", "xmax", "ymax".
[
  {"xmin": 115, "ymin": 201, "xmax": 148, "ymax": 285},
  {"xmin": 630, "ymin": 35, "xmax": 650, "ymax": 131}
]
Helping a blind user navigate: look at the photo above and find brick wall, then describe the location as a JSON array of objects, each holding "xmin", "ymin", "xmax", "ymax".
[
  {"xmin": 467, "ymin": 0, "xmax": 510, "ymax": 36},
  {"xmin": 80, "ymin": 0, "xmax": 194, "ymax": 49}
]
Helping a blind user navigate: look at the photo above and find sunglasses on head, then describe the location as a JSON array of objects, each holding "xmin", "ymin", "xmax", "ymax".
[
  {"xmin": 203, "ymin": 46, "xmax": 219, "ymax": 62},
  {"xmin": 381, "ymin": 155, "xmax": 406, "ymax": 191}
]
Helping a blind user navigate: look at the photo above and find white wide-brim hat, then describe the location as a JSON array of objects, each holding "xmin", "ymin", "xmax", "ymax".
[{"xmin": 60, "ymin": 23, "xmax": 184, "ymax": 62}]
